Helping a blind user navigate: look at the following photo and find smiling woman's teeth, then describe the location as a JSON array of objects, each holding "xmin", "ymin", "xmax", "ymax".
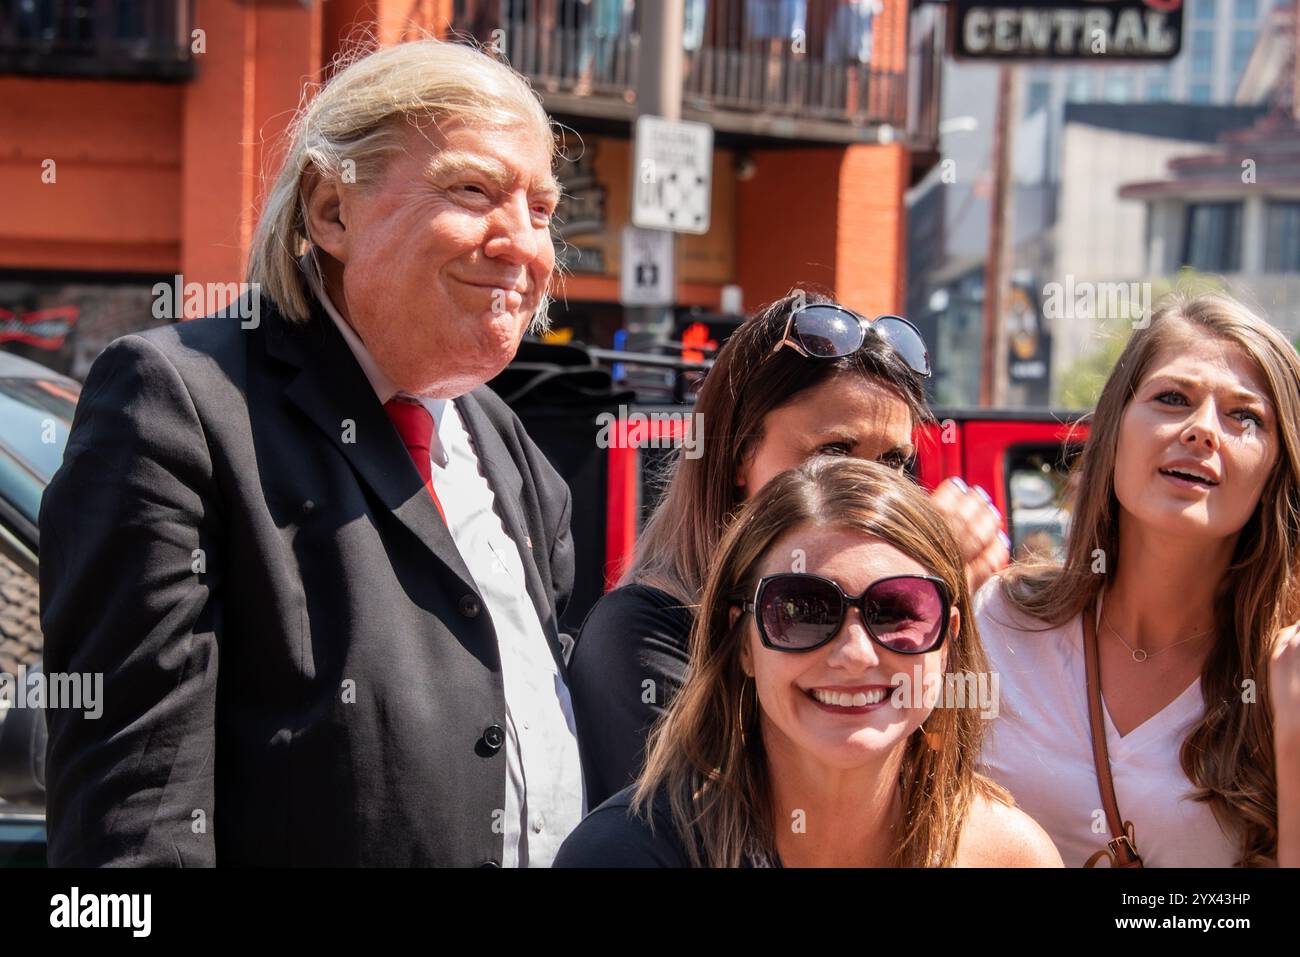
[{"xmin": 811, "ymin": 688, "xmax": 887, "ymax": 707}]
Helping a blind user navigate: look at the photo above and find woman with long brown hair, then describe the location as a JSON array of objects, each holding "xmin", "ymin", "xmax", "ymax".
[
  {"xmin": 555, "ymin": 457, "xmax": 1060, "ymax": 866},
  {"xmin": 569, "ymin": 289, "xmax": 1011, "ymax": 807},
  {"xmin": 977, "ymin": 291, "xmax": 1300, "ymax": 866}
]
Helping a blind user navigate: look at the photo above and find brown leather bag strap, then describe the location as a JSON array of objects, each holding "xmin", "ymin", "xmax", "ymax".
[{"xmin": 1082, "ymin": 598, "xmax": 1144, "ymax": 868}]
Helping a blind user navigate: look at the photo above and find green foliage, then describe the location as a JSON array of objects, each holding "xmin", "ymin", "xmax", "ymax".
[
  {"xmin": 1057, "ymin": 322, "xmax": 1130, "ymax": 409},
  {"xmin": 1053, "ymin": 269, "xmax": 1226, "ymax": 409}
]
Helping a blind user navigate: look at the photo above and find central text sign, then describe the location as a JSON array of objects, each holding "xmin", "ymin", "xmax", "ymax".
[{"xmin": 951, "ymin": 0, "xmax": 1184, "ymax": 62}]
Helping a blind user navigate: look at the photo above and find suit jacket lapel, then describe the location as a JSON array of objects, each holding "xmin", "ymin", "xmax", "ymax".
[
  {"xmin": 262, "ymin": 301, "xmax": 480, "ymax": 600},
  {"xmin": 455, "ymin": 391, "xmax": 569, "ymax": 675}
]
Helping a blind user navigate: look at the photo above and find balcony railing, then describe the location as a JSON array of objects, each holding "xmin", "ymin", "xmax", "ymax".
[
  {"xmin": 0, "ymin": 0, "xmax": 194, "ymax": 80},
  {"xmin": 451, "ymin": 0, "xmax": 942, "ymax": 149}
]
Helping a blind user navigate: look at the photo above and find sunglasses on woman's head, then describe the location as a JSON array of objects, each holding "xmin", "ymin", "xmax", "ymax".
[
  {"xmin": 731, "ymin": 573, "xmax": 952, "ymax": 655},
  {"xmin": 773, "ymin": 303, "xmax": 932, "ymax": 378}
]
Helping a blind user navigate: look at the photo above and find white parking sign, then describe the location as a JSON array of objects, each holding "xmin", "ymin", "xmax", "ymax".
[
  {"xmin": 632, "ymin": 115, "xmax": 713, "ymax": 235},
  {"xmin": 619, "ymin": 226, "xmax": 675, "ymax": 307}
]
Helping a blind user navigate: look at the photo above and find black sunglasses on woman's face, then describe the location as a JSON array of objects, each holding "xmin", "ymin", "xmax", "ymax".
[{"xmin": 731, "ymin": 572, "xmax": 953, "ymax": 655}]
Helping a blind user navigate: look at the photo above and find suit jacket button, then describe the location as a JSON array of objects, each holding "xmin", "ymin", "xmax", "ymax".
[
  {"xmin": 481, "ymin": 724, "xmax": 505, "ymax": 752},
  {"xmin": 459, "ymin": 594, "xmax": 481, "ymax": 618},
  {"xmin": 479, "ymin": 859, "xmax": 501, "ymax": 868}
]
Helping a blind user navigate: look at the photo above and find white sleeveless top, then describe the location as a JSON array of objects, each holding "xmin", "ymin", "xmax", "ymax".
[{"xmin": 973, "ymin": 580, "xmax": 1241, "ymax": 867}]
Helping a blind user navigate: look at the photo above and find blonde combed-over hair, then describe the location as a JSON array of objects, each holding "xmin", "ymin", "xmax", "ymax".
[{"xmin": 247, "ymin": 37, "xmax": 556, "ymax": 324}]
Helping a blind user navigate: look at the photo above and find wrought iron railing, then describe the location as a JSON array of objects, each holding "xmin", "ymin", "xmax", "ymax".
[
  {"xmin": 0, "ymin": 0, "xmax": 194, "ymax": 80},
  {"xmin": 451, "ymin": 0, "xmax": 942, "ymax": 147}
]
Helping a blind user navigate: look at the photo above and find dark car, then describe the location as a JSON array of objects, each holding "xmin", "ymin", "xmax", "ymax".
[{"xmin": 0, "ymin": 350, "xmax": 79, "ymax": 865}]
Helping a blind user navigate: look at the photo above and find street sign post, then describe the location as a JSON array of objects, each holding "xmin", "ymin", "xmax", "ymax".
[
  {"xmin": 619, "ymin": 226, "xmax": 676, "ymax": 307},
  {"xmin": 632, "ymin": 115, "xmax": 714, "ymax": 235}
]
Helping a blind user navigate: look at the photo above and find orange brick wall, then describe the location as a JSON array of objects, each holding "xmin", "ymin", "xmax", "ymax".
[
  {"xmin": 836, "ymin": 142, "xmax": 908, "ymax": 315},
  {"xmin": 0, "ymin": 79, "xmax": 183, "ymax": 273},
  {"xmin": 735, "ymin": 142, "xmax": 907, "ymax": 317},
  {"xmin": 182, "ymin": 0, "xmax": 321, "ymax": 294},
  {"xmin": 0, "ymin": 0, "xmax": 320, "ymax": 287},
  {"xmin": 735, "ymin": 148, "xmax": 843, "ymax": 310}
]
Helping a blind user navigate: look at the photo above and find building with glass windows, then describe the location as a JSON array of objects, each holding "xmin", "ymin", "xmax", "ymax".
[
  {"xmin": 1021, "ymin": 0, "xmax": 1278, "ymax": 179},
  {"xmin": 1119, "ymin": 110, "xmax": 1300, "ymax": 339},
  {"xmin": 905, "ymin": 0, "xmax": 1293, "ymax": 407}
]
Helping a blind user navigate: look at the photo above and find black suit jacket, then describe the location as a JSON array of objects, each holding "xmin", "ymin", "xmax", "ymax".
[{"xmin": 38, "ymin": 296, "xmax": 576, "ymax": 866}]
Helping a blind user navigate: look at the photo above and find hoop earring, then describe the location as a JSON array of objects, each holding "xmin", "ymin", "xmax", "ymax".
[
  {"xmin": 739, "ymin": 675, "xmax": 758, "ymax": 740},
  {"xmin": 921, "ymin": 716, "xmax": 946, "ymax": 752}
]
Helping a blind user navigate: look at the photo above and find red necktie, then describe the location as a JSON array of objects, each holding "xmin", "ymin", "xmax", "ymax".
[{"xmin": 383, "ymin": 398, "xmax": 447, "ymax": 524}]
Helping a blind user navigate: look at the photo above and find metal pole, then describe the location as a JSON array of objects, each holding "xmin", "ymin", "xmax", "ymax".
[
  {"xmin": 1294, "ymin": 1, "xmax": 1300, "ymax": 121},
  {"xmin": 625, "ymin": 0, "xmax": 685, "ymax": 355},
  {"xmin": 980, "ymin": 64, "xmax": 1015, "ymax": 408},
  {"xmin": 638, "ymin": 0, "xmax": 684, "ymax": 121}
]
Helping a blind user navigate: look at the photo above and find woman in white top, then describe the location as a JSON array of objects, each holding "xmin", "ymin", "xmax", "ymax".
[{"xmin": 976, "ymin": 291, "xmax": 1300, "ymax": 867}]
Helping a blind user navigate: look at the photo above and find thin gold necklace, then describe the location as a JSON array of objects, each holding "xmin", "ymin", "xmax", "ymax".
[{"xmin": 1099, "ymin": 598, "xmax": 1213, "ymax": 663}]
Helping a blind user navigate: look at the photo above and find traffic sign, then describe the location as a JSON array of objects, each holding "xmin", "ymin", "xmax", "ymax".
[
  {"xmin": 619, "ymin": 226, "xmax": 675, "ymax": 307},
  {"xmin": 632, "ymin": 115, "xmax": 713, "ymax": 235}
]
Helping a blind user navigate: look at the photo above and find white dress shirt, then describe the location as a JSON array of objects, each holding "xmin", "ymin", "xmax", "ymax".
[{"xmin": 311, "ymin": 280, "xmax": 585, "ymax": 867}]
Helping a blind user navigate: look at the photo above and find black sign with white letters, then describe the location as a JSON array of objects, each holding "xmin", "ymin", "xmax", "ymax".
[{"xmin": 950, "ymin": 0, "xmax": 1184, "ymax": 62}]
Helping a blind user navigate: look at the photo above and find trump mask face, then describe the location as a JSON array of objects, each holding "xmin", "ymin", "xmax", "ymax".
[{"xmin": 305, "ymin": 118, "xmax": 559, "ymax": 399}]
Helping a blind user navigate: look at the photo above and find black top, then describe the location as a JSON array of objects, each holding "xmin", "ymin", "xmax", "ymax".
[
  {"xmin": 555, "ymin": 785, "xmax": 780, "ymax": 868},
  {"xmin": 553, "ymin": 786, "xmax": 693, "ymax": 867},
  {"xmin": 568, "ymin": 584, "xmax": 696, "ymax": 809}
]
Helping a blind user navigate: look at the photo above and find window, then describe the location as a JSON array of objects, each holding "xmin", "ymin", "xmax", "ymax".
[
  {"xmin": 1235, "ymin": 0, "xmax": 1258, "ymax": 19},
  {"xmin": 1191, "ymin": 29, "xmax": 1215, "ymax": 77},
  {"xmin": 1265, "ymin": 202, "xmax": 1300, "ymax": 272},
  {"xmin": 1026, "ymin": 80, "xmax": 1051, "ymax": 117},
  {"xmin": 1192, "ymin": 0, "xmax": 1219, "ymax": 20},
  {"xmin": 1067, "ymin": 72, "xmax": 1091, "ymax": 102},
  {"xmin": 0, "ymin": 0, "xmax": 193, "ymax": 80},
  {"xmin": 1104, "ymin": 73, "xmax": 1134, "ymax": 102},
  {"xmin": 1190, "ymin": 80, "xmax": 1214, "ymax": 102},
  {"xmin": 1146, "ymin": 66, "xmax": 1171, "ymax": 101},
  {"xmin": 1232, "ymin": 29, "xmax": 1257, "ymax": 78},
  {"xmin": 1183, "ymin": 202, "xmax": 1243, "ymax": 271},
  {"xmin": 1005, "ymin": 444, "xmax": 1083, "ymax": 562}
]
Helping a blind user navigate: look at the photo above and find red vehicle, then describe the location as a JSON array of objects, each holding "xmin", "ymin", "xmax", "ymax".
[
  {"xmin": 496, "ymin": 340, "xmax": 1092, "ymax": 630},
  {"xmin": 913, "ymin": 407, "xmax": 1090, "ymax": 559},
  {"xmin": 601, "ymin": 407, "xmax": 1090, "ymax": 592}
]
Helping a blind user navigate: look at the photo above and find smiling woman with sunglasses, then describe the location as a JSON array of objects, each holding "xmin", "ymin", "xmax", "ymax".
[
  {"xmin": 568, "ymin": 289, "xmax": 1012, "ymax": 810},
  {"xmin": 555, "ymin": 457, "xmax": 1061, "ymax": 867}
]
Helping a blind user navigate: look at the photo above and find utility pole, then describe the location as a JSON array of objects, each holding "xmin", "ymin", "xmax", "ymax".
[
  {"xmin": 980, "ymin": 64, "xmax": 1016, "ymax": 408},
  {"xmin": 625, "ymin": 0, "xmax": 684, "ymax": 355},
  {"xmin": 1293, "ymin": 0, "xmax": 1299, "ymax": 121}
]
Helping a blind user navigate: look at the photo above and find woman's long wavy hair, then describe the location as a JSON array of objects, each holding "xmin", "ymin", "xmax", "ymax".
[
  {"xmin": 620, "ymin": 288, "xmax": 931, "ymax": 606},
  {"xmin": 633, "ymin": 457, "xmax": 1011, "ymax": 867},
  {"xmin": 1000, "ymin": 291, "xmax": 1300, "ymax": 866}
]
